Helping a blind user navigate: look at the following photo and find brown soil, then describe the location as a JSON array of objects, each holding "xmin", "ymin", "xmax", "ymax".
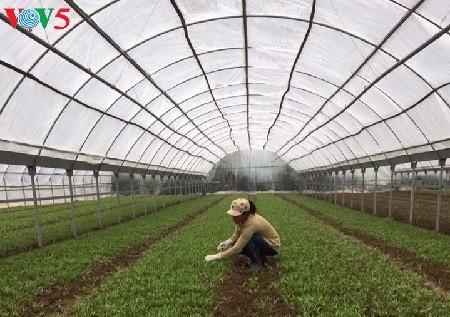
[
  {"xmin": 315, "ymin": 191, "xmax": 450, "ymax": 234},
  {"xmin": 213, "ymin": 257, "xmax": 297, "ymax": 317},
  {"xmin": 280, "ymin": 195, "xmax": 450, "ymax": 296},
  {"xmin": 20, "ymin": 196, "xmax": 226, "ymax": 317}
]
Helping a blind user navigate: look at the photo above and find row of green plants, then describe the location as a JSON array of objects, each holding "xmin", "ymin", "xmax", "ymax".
[
  {"xmin": 281, "ymin": 193, "xmax": 450, "ymax": 267},
  {"xmin": 0, "ymin": 194, "xmax": 221, "ymax": 316},
  {"xmin": 0, "ymin": 194, "xmax": 193, "ymax": 257},
  {"xmin": 72, "ymin": 196, "xmax": 238, "ymax": 316},
  {"xmin": 258, "ymin": 194, "xmax": 450, "ymax": 315},
  {"xmin": 67, "ymin": 194, "xmax": 450, "ymax": 315},
  {"xmin": 2, "ymin": 193, "xmax": 449, "ymax": 315}
]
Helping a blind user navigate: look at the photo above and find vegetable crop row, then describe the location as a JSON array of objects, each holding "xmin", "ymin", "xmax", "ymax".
[
  {"xmin": 71, "ymin": 196, "xmax": 241, "ymax": 316},
  {"xmin": 280, "ymin": 193, "xmax": 450, "ymax": 268},
  {"xmin": 257, "ymin": 194, "xmax": 450, "ymax": 315},
  {"xmin": 0, "ymin": 194, "xmax": 194, "ymax": 258},
  {"xmin": 0, "ymin": 194, "xmax": 221, "ymax": 316}
]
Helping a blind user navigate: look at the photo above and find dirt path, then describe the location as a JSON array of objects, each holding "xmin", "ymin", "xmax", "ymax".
[
  {"xmin": 21, "ymin": 196, "xmax": 226, "ymax": 317},
  {"xmin": 213, "ymin": 258, "xmax": 297, "ymax": 317},
  {"xmin": 213, "ymin": 195, "xmax": 298, "ymax": 317},
  {"xmin": 279, "ymin": 195, "xmax": 450, "ymax": 296}
]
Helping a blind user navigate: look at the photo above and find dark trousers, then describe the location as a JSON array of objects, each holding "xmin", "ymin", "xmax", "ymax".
[{"xmin": 240, "ymin": 234, "xmax": 278, "ymax": 264}]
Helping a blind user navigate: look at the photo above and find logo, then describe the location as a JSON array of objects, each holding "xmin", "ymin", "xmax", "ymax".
[{"xmin": 4, "ymin": 7, "xmax": 70, "ymax": 30}]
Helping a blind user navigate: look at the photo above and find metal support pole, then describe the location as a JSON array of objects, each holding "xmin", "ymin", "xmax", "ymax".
[
  {"xmin": 142, "ymin": 174, "xmax": 148, "ymax": 215},
  {"xmin": 409, "ymin": 162, "xmax": 417, "ymax": 224},
  {"xmin": 389, "ymin": 166, "xmax": 395, "ymax": 218},
  {"xmin": 152, "ymin": 175, "xmax": 157, "ymax": 212},
  {"xmin": 21, "ymin": 176, "xmax": 27, "ymax": 207},
  {"xmin": 130, "ymin": 173, "xmax": 136, "ymax": 218},
  {"xmin": 361, "ymin": 168, "xmax": 366, "ymax": 212},
  {"xmin": 62, "ymin": 175, "xmax": 67, "ymax": 203},
  {"xmin": 328, "ymin": 173, "xmax": 332, "ymax": 203},
  {"xmin": 114, "ymin": 172, "xmax": 121, "ymax": 223},
  {"xmin": 342, "ymin": 170, "xmax": 345, "ymax": 205},
  {"xmin": 36, "ymin": 175, "xmax": 42, "ymax": 206},
  {"xmin": 350, "ymin": 170, "xmax": 355, "ymax": 208},
  {"xmin": 3, "ymin": 176, "xmax": 10, "ymax": 208},
  {"xmin": 334, "ymin": 171, "xmax": 338, "ymax": 204},
  {"xmin": 50, "ymin": 178, "xmax": 55, "ymax": 204},
  {"xmin": 94, "ymin": 171, "xmax": 102, "ymax": 229},
  {"xmin": 436, "ymin": 159, "xmax": 446, "ymax": 231},
  {"xmin": 28, "ymin": 166, "xmax": 43, "ymax": 247},
  {"xmin": 82, "ymin": 177, "xmax": 86, "ymax": 201},
  {"xmin": 90, "ymin": 176, "xmax": 95, "ymax": 201},
  {"xmin": 163, "ymin": 175, "xmax": 166, "ymax": 209},
  {"xmin": 374, "ymin": 166, "xmax": 379, "ymax": 215},
  {"xmin": 66, "ymin": 170, "xmax": 77, "ymax": 236}
]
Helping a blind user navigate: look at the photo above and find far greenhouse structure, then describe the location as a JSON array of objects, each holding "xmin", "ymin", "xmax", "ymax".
[{"xmin": 1, "ymin": 0, "xmax": 449, "ymax": 316}]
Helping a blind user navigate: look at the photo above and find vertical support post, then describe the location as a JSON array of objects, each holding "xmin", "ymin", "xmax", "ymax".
[
  {"xmin": 36, "ymin": 175, "xmax": 42, "ymax": 206},
  {"xmin": 373, "ymin": 166, "xmax": 379, "ymax": 215},
  {"xmin": 328, "ymin": 173, "xmax": 332, "ymax": 203},
  {"xmin": 152, "ymin": 174, "xmax": 157, "ymax": 212},
  {"xmin": 409, "ymin": 162, "xmax": 417, "ymax": 224},
  {"xmin": 21, "ymin": 176, "xmax": 27, "ymax": 207},
  {"xmin": 389, "ymin": 166, "xmax": 395, "ymax": 218},
  {"xmin": 94, "ymin": 171, "xmax": 102, "ymax": 229},
  {"xmin": 82, "ymin": 177, "xmax": 86, "ymax": 201},
  {"xmin": 142, "ymin": 174, "xmax": 148, "ymax": 215},
  {"xmin": 28, "ymin": 166, "xmax": 43, "ymax": 248},
  {"xmin": 342, "ymin": 170, "xmax": 345, "ymax": 205},
  {"xmin": 130, "ymin": 173, "xmax": 136, "ymax": 218},
  {"xmin": 436, "ymin": 159, "xmax": 446, "ymax": 232},
  {"xmin": 114, "ymin": 172, "xmax": 121, "ymax": 223},
  {"xmin": 62, "ymin": 175, "xmax": 67, "ymax": 203},
  {"xmin": 350, "ymin": 170, "xmax": 355, "ymax": 208},
  {"xmin": 163, "ymin": 175, "xmax": 166, "ymax": 209},
  {"xmin": 50, "ymin": 178, "xmax": 55, "ymax": 204},
  {"xmin": 90, "ymin": 176, "xmax": 95, "ymax": 201},
  {"xmin": 66, "ymin": 169, "xmax": 77, "ymax": 236},
  {"xmin": 3, "ymin": 175, "xmax": 10, "ymax": 208},
  {"xmin": 361, "ymin": 168, "xmax": 366, "ymax": 212},
  {"xmin": 334, "ymin": 171, "xmax": 338, "ymax": 204}
]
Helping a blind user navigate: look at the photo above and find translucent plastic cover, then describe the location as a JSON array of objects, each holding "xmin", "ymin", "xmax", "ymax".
[{"xmin": 0, "ymin": 0, "xmax": 448, "ymax": 176}]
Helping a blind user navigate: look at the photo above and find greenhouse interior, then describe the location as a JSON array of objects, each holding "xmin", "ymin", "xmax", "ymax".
[{"xmin": 1, "ymin": 0, "xmax": 450, "ymax": 316}]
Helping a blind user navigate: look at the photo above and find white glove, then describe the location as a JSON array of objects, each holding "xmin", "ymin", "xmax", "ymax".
[
  {"xmin": 217, "ymin": 239, "xmax": 234, "ymax": 251},
  {"xmin": 205, "ymin": 254, "xmax": 221, "ymax": 262}
]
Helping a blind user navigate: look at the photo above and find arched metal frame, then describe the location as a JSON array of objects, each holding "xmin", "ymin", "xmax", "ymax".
[{"xmin": 0, "ymin": 0, "xmax": 449, "ymax": 176}]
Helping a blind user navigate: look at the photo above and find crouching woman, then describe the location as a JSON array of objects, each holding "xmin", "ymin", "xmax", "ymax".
[{"xmin": 204, "ymin": 198, "xmax": 280, "ymax": 272}]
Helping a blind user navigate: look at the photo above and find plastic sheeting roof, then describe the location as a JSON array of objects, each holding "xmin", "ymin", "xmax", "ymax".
[{"xmin": 0, "ymin": 0, "xmax": 449, "ymax": 176}]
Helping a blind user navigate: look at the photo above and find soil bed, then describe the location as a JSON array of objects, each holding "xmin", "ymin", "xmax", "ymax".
[
  {"xmin": 21, "ymin": 196, "xmax": 226, "ymax": 317},
  {"xmin": 280, "ymin": 195, "xmax": 450, "ymax": 296}
]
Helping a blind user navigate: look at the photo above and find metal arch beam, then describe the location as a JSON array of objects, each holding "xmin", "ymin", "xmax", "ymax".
[
  {"xmin": 242, "ymin": 0, "xmax": 251, "ymax": 150},
  {"xmin": 0, "ymin": 146, "xmax": 205, "ymax": 177},
  {"xmin": 289, "ymin": 82, "xmax": 450, "ymax": 164},
  {"xmin": 63, "ymin": 0, "xmax": 226, "ymax": 164},
  {"xmin": 97, "ymin": 65, "xmax": 247, "ymax": 172},
  {"xmin": 77, "ymin": 64, "xmax": 245, "ymax": 175},
  {"xmin": 1, "ymin": 2, "xmax": 448, "ymax": 174},
  {"xmin": 280, "ymin": 22, "xmax": 450, "ymax": 164},
  {"xmin": 297, "ymin": 140, "xmax": 450, "ymax": 174},
  {"xmin": 2, "ymin": 6, "xmax": 445, "ymax": 119},
  {"xmin": 169, "ymin": 0, "xmax": 239, "ymax": 152},
  {"xmin": 0, "ymin": 60, "xmax": 214, "ymax": 169},
  {"xmin": 47, "ymin": 48, "xmax": 245, "ymax": 168},
  {"xmin": 0, "ymin": 22, "xmax": 218, "ymax": 170},
  {"xmin": 275, "ymin": 0, "xmax": 429, "ymax": 156},
  {"xmin": 262, "ymin": 0, "xmax": 316, "ymax": 150}
]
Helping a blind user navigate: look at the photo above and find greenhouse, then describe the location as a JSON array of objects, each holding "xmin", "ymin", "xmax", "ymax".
[{"xmin": 1, "ymin": 0, "xmax": 450, "ymax": 315}]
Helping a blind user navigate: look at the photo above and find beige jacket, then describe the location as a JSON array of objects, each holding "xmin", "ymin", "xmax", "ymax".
[{"xmin": 219, "ymin": 214, "xmax": 280, "ymax": 258}]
